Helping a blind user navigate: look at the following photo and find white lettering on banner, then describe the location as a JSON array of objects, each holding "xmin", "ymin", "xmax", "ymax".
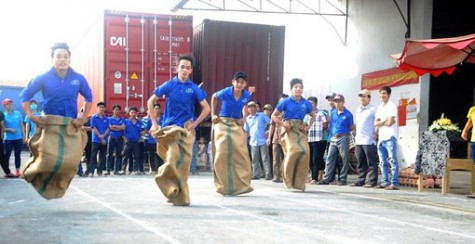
[{"xmin": 110, "ymin": 36, "xmax": 127, "ymax": 47}]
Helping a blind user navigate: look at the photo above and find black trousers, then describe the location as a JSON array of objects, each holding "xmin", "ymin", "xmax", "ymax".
[
  {"xmin": 355, "ymin": 144, "xmax": 379, "ymax": 185},
  {"xmin": 0, "ymin": 141, "xmax": 12, "ymax": 175}
]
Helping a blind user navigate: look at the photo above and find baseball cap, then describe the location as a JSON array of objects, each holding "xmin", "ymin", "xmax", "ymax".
[
  {"xmin": 247, "ymin": 101, "xmax": 256, "ymax": 107},
  {"xmin": 358, "ymin": 89, "xmax": 371, "ymax": 97},
  {"xmin": 233, "ymin": 71, "xmax": 248, "ymax": 81},
  {"xmin": 334, "ymin": 94, "xmax": 345, "ymax": 102},
  {"xmin": 97, "ymin": 101, "xmax": 106, "ymax": 107},
  {"xmin": 263, "ymin": 104, "xmax": 273, "ymax": 110},
  {"xmin": 325, "ymin": 93, "xmax": 336, "ymax": 100},
  {"xmin": 2, "ymin": 98, "xmax": 13, "ymax": 106}
]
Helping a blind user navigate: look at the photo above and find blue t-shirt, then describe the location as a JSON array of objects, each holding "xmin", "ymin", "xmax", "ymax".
[
  {"xmin": 153, "ymin": 77, "xmax": 206, "ymax": 127},
  {"xmin": 124, "ymin": 118, "xmax": 143, "ymax": 142},
  {"xmin": 91, "ymin": 114, "xmax": 110, "ymax": 143},
  {"xmin": 330, "ymin": 108, "xmax": 354, "ymax": 136},
  {"xmin": 4, "ymin": 111, "xmax": 23, "ymax": 140},
  {"xmin": 215, "ymin": 86, "xmax": 251, "ymax": 119},
  {"xmin": 244, "ymin": 113, "xmax": 271, "ymax": 146},
  {"xmin": 20, "ymin": 67, "xmax": 93, "ymax": 119},
  {"xmin": 24, "ymin": 111, "xmax": 42, "ymax": 138},
  {"xmin": 108, "ymin": 116, "xmax": 125, "ymax": 137},
  {"xmin": 276, "ymin": 96, "xmax": 313, "ymax": 121}
]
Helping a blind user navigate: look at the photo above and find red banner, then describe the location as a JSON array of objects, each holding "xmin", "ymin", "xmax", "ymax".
[{"xmin": 361, "ymin": 67, "xmax": 419, "ymax": 90}]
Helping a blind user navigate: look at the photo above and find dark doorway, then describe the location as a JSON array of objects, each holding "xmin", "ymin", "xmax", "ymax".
[{"xmin": 429, "ymin": 0, "xmax": 475, "ymax": 128}]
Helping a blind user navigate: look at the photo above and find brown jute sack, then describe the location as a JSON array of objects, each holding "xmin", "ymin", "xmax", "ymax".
[
  {"xmin": 280, "ymin": 120, "xmax": 310, "ymax": 191},
  {"xmin": 153, "ymin": 125, "xmax": 194, "ymax": 206},
  {"xmin": 22, "ymin": 115, "xmax": 87, "ymax": 199},
  {"xmin": 212, "ymin": 118, "xmax": 253, "ymax": 196}
]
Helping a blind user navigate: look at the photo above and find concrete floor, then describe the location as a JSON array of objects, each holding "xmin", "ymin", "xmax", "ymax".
[{"xmin": 1, "ymin": 153, "xmax": 475, "ymax": 244}]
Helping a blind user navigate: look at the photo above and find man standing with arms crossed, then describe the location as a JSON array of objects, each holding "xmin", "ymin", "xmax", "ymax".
[
  {"xmin": 375, "ymin": 86, "xmax": 399, "ymax": 190},
  {"xmin": 147, "ymin": 55, "xmax": 210, "ymax": 206}
]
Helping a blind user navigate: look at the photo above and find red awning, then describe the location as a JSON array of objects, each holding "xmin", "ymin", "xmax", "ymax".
[{"xmin": 391, "ymin": 33, "xmax": 475, "ymax": 77}]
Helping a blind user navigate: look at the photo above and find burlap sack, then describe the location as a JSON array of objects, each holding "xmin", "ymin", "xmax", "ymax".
[
  {"xmin": 22, "ymin": 115, "xmax": 87, "ymax": 199},
  {"xmin": 153, "ymin": 125, "xmax": 194, "ymax": 206},
  {"xmin": 280, "ymin": 120, "xmax": 310, "ymax": 191},
  {"xmin": 212, "ymin": 118, "xmax": 253, "ymax": 196}
]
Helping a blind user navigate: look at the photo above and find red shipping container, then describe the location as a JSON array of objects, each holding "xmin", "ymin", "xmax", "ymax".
[
  {"xmin": 74, "ymin": 10, "xmax": 193, "ymax": 116},
  {"xmin": 192, "ymin": 19, "xmax": 285, "ymax": 109}
]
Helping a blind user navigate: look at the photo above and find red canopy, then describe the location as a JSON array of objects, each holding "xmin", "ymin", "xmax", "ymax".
[{"xmin": 391, "ymin": 33, "xmax": 475, "ymax": 77}]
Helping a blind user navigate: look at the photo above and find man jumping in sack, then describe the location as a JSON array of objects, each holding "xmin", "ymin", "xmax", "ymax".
[{"xmin": 20, "ymin": 42, "xmax": 92, "ymax": 199}]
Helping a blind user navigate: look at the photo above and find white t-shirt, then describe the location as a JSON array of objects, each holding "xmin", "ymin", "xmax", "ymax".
[
  {"xmin": 375, "ymin": 101, "xmax": 398, "ymax": 141},
  {"xmin": 355, "ymin": 103, "xmax": 377, "ymax": 145}
]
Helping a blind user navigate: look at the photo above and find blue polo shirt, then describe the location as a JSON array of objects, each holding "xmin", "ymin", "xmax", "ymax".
[
  {"xmin": 19, "ymin": 67, "xmax": 93, "ymax": 119},
  {"xmin": 124, "ymin": 119, "xmax": 143, "ymax": 142},
  {"xmin": 330, "ymin": 107, "xmax": 354, "ymax": 136},
  {"xmin": 91, "ymin": 114, "xmax": 110, "ymax": 143},
  {"xmin": 145, "ymin": 117, "xmax": 162, "ymax": 144},
  {"xmin": 276, "ymin": 96, "xmax": 313, "ymax": 121},
  {"xmin": 244, "ymin": 113, "xmax": 271, "ymax": 146},
  {"xmin": 4, "ymin": 111, "xmax": 23, "ymax": 140},
  {"xmin": 108, "ymin": 116, "xmax": 125, "ymax": 137},
  {"xmin": 215, "ymin": 86, "xmax": 251, "ymax": 119},
  {"xmin": 153, "ymin": 77, "xmax": 206, "ymax": 127}
]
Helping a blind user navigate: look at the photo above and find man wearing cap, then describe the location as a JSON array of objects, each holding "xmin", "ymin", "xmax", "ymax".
[
  {"xmin": 351, "ymin": 89, "xmax": 379, "ymax": 187},
  {"xmin": 3, "ymin": 98, "xmax": 26, "ymax": 177},
  {"xmin": 245, "ymin": 100, "xmax": 272, "ymax": 180},
  {"xmin": 210, "ymin": 71, "xmax": 254, "ymax": 195},
  {"xmin": 324, "ymin": 93, "xmax": 342, "ymax": 179},
  {"xmin": 86, "ymin": 102, "xmax": 110, "ymax": 177},
  {"xmin": 318, "ymin": 94, "xmax": 354, "ymax": 186}
]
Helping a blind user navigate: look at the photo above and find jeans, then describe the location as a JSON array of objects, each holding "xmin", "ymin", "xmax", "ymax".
[
  {"xmin": 471, "ymin": 142, "xmax": 475, "ymax": 164},
  {"xmin": 89, "ymin": 142, "xmax": 107, "ymax": 174},
  {"xmin": 355, "ymin": 144, "xmax": 379, "ymax": 185},
  {"xmin": 4, "ymin": 139, "xmax": 22, "ymax": 169},
  {"xmin": 107, "ymin": 137, "xmax": 124, "ymax": 172},
  {"xmin": 124, "ymin": 141, "xmax": 142, "ymax": 173},
  {"xmin": 323, "ymin": 135, "xmax": 349, "ymax": 183},
  {"xmin": 251, "ymin": 144, "xmax": 271, "ymax": 178},
  {"xmin": 377, "ymin": 136, "xmax": 399, "ymax": 186}
]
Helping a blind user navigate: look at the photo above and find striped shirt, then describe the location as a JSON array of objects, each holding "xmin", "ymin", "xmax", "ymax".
[{"xmin": 304, "ymin": 109, "xmax": 327, "ymax": 142}]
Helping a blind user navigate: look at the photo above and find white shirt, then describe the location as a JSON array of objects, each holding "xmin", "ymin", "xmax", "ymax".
[
  {"xmin": 375, "ymin": 101, "xmax": 398, "ymax": 141},
  {"xmin": 355, "ymin": 103, "xmax": 377, "ymax": 145}
]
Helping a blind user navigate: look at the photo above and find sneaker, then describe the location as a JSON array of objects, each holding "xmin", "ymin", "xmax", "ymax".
[
  {"xmin": 349, "ymin": 182, "xmax": 364, "ymax": 187},
  {"xmin": 384, "ymin": 185, "xmax": 399, "ymax": 190},
  {"xmin": 251, "ymin": 176, "xmax": 260, "ymax": 180},
  {"xmin": 104, "ymin": 171, "xmax": 111, "ymax": 176},
  {"xmin": 316, "ymin": 180, "xmax": 330, "ymax": 185},
  {"xmin": 272, "ymin": 178, "xmax": 282, "ymax": 183},
  {"xmin": 338, "ymin": 181, "xmax": 347, "ymax": 186}
]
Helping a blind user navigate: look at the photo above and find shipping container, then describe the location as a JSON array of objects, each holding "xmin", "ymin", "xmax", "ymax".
[
  {"xmin": 192, "ymin": 19, "xmax": 285, "ymax": 109},
  {"xmin": 74, "ymin": 10, "xmax": 193, "ymax": 115}
]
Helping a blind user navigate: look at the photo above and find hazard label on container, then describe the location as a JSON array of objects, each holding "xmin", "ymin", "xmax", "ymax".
[{"xmin": 131, "ymin": 72, "xmax": 139, "ymax": 80}]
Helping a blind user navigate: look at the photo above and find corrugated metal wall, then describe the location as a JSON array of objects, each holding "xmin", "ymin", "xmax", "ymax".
[{"xmin": 193, "ymin": 19, "xmax": 285, "ymax": 108}]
